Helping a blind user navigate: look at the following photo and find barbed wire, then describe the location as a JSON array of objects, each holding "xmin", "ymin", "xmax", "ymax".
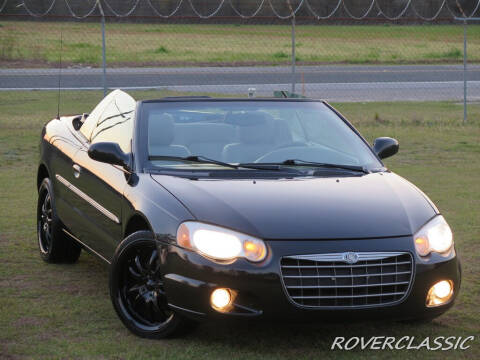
[
  {"xmin": 342, "ymin": 0, "xmax": 375, "ymax": 20},
  {"xmin": 102, "ymin": 0, "xmax": 141, "ymax": 17},
  {"xmin": 304, "ymin": 0, "xmax": 342, "ymax": 20},
  {"xmin": 472, "ymin": 0, "xmax": 480, "ymax": 17},
  {"xmin": 63, "ymin": 0, "xmax": 98, "ymax": 19},
  {"xmin": 18, "ymin": 0, "xmax": 56, "ymax": 17},
  {"xmin": 7, "ymin": 0, "xmax": 480, "ymax": 20},
  {"xmin": 0, "ymin": 0, "xmax": 7, "ymax": 13},
  {"xmin": 146, "ymin": 0, "xmax": 183, "ymax": 18},
  {"xmin": 375, "ymin": 0, "xmax": 413, "ymax": 21},
  {"xmin": 267, "ymin": 0, "xmax": 305, "ymax": 20},
  {"xmin": 446, "ymin": 1, "xmax": 460, "ymax": 17},
  {"xmin": 410, "ymin": 0, "xmax": 446, "ymax": 21},
  {"xmin": 228, "ymin": 0, "xmax": 266, "ymax": 19},
  {"xmin": 187, "ymin": 0, "xmax": 226, "ymax": 19},
  {"xmin": 445, "ymin": 0, "xmax": 480, "ymax": 18}
]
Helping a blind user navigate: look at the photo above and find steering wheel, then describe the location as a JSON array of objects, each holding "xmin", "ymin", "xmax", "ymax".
[
  {"xmin": 273, "ymin": 141, "xmax": 306, "ymax": 150},
  {"xmin": 254, "ymin": 142, "xmax": 307, "ymax": 163}
]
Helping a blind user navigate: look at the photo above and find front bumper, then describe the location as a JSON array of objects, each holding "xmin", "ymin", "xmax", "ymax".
[{"xmin": 157, "ymin": 236, "xmax": 461, "ymax": 322}]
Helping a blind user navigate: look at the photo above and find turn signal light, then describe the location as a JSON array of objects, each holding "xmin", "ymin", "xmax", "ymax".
[
  {"xmin": 243, "ymin": 239, "xmax": 267, "ymax": 262},
  {"xmin": 177, "ymin": 223, "xmax": 191, "ymax": 248},
  {"xmin": 414, "ymin": 236, "xmax": 429, "ymax": 256}
]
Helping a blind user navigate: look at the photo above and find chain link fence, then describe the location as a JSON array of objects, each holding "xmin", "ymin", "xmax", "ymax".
[{"xmin": 1, "ymin": 0, "xmax": 479, "ymax": 120}]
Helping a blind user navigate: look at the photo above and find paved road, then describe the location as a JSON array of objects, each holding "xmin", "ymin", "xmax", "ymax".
[{"xmin": 1, "ymin": 65, "xmax": 479, "ymax": 102}]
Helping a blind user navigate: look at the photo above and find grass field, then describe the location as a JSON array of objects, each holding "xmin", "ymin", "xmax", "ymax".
[
  {"xmin": 1, "ymin": 22, "xmax": 479, "ymax": 67},
  {"xmin": 0, "ymin": 91, "xmax": 479, "ymax": 359}
]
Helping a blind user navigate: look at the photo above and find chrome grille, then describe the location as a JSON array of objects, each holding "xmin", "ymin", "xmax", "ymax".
[{"xmin": 280, "ymin": 252, "xmax": 413, "ymax": 308}]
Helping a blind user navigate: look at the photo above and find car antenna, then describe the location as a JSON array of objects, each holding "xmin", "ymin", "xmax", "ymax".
[{"xmin": 56, "ymin": 29, "xmax": 63, "ymax": 120}]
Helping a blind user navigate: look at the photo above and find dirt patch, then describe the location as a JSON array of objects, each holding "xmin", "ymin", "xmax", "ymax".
[
  {"xmin": 13, "ymin": 316, "xmax": 46, "ymax": 328},
  {"xmin": 0, "ymin": 234, "xmax": 8, "ymax": 244},
  {"xmin": 0, "ymin": 349, "xmax": 23, "ymax": 360},
  {"xmin": 0, "ymin": 275, "xmax": 38, "ymax": 290},
  {"xmin": 0, "ymin": 339, "xmax": 23, "ymax": 360}
]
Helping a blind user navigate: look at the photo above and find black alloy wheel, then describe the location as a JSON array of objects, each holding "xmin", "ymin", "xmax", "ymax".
[
  {"xmin": 110, "ymin": 231, "xmax": 194, "ymax": 338},
  {"xmin": 37, "ymin": 177, "xmax": 81, "ymax": 263},
  {"xmin": 38, "ymin": 189, "xmax": 53, "ymax": 254}
]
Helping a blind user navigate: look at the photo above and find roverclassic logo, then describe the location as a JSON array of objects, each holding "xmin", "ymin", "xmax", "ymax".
[
  {"xmin": 331, "ymin": 336, "xmax": 476, "ymax": 351},
  {"xmin": 343, "ymin": 252, "xmax": 359, "ymax": 264}
]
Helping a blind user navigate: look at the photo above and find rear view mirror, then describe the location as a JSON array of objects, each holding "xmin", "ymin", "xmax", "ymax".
[
  {"xmin": 88, "ymin": 142, "xmax": 130, "ymax": 169},
  {"xmin": 373, "ymin": 137, "xmax": 399, "ymax": 159}
]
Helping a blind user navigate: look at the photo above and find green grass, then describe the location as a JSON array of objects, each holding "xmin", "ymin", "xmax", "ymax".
[
  {"xmin": 1, "ymin": 91, "xmax": 479, "ymax": 359},
  {"xmin": 153, "ymin": 45, "xmax": 170, "ymax": 54},
  {"xmin": 0, "ymin": 22, "xmax": 479, "ymax": 67}
]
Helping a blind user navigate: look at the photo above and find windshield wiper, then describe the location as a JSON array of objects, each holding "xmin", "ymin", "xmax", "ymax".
[
  {"xmin": 149, "ymin": 155, "xmax": 240, "ymax": 169},
  {"xmin": 283, "ymin": 159, "xmax": 369, "ymax": 173},
  {"xmin": 249, "ymin": 159, "xmax": 369, "ymax": 174},
  {"xmin": 148, "ymin": 155, "xmax": 300, "ymax": 172}
]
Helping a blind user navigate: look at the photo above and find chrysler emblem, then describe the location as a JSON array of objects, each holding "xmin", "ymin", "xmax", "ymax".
[{"xmin": 343, "ymin": 252, "xmax": 359, "ymax": 264}]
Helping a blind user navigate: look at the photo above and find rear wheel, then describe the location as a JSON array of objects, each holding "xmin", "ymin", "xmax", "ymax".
[
  {"xmin": 37, "ymin": 177, "xmax": 81, "ymax": 263},
  {"xmin": 109, "ymin": 231, "xmax": 195, "ymax": 339}
]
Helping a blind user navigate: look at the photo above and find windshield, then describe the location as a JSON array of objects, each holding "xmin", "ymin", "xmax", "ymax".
[{"xmin": 141, "ymin": 101, "xmax": 381, "ymax": 171}]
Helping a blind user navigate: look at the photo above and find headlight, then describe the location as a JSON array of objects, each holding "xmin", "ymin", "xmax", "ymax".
[
  {"xmin": 176, "ymin": 222, "xmax": 267, "ymax": 262},
  {"xmin": 414, "ymin": 215, "xmax": 453, "ymax": 256}
]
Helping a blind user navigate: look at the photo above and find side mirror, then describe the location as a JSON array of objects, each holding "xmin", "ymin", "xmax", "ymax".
[
  {"xmin": 373, "ymin": 137, "xmax": 399, "ymax": 159},
  {"xmin": 88, "ymin": 142, "xmax": 130, "ymax": 169}
]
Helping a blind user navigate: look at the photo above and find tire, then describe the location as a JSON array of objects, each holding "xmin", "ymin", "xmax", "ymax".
[
  {"xmin": 109, "ymin": 231, "xmax": 195, "ymax": 339},
  {"xmin": 37, "ymin": 177, "xmax": 82, "ymax": 263}
]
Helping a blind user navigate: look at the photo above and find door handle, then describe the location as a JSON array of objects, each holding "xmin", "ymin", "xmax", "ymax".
[{"xmin": 73, "ymin": 164, "xmax": 81, "ymax": 178}]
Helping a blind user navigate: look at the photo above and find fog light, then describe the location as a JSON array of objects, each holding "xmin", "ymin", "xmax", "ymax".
[
  {"xmin": 211, "ymin": 288, "xmax": 233, "ymax": 311},
  {"xmin": 426, "ymin": 280, "xmax": 453, "ymax": 307}
]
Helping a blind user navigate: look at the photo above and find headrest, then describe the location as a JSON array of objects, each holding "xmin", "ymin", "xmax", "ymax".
[
  {"xmin": 232, "ymin": 112, "xmax": 274, "ymax": 144},
  {"xmin": 149, "ymin": 113, "xmax": 175, "ymax": 146},
  {"xmin": 225, "ymin": 111, "xmax": 269, "ymax": 127},
  {"xmin": 175, "ymin": 123, "xmax": 235, "ymax": 144}
]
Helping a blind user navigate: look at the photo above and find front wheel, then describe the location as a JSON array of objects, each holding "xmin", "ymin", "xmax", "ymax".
[
  {"xmin": 37, "ymin": 177, "xmax": 81, "ymax": 263},
  {"xmin": 109, "ymin": 231, "xmax": 195, "ymax": 339}
]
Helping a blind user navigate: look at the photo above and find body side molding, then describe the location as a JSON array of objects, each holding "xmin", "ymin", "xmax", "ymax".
[{"xmin": 55, "ymin": 174, "xmax": 120, "ymax": 224}]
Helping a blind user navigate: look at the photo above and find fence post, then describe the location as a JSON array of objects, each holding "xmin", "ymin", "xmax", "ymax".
[
  {"xmin": 99, "ymin": 1, "xmax": 107, "ymax": 97},
  {"xmin": 463, "ymin": 19, "xmax": 467, "ymax": 124},
  {"xmin": 291, "ymin": 15, "xmax": 296, "ymax": 94},
  {"xmin": 455, "ymin": 17, "xmax": 480, "ymax": 123}
]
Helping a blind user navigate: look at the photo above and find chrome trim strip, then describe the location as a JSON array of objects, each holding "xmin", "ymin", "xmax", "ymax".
[
  {"xmin": 285, "ymin": 251, "xmax": 406, "ymax": 263},
  {"xmin": 286, "ymin": 281, "xmax": 410, "ymax": 289},
  {"xmin": 167, "ymin": 303, "xmax": 205, "ymax": 316},
  {"xmin": 281, "ymin": 261, "xmax": 411, "ymax": 269},
  {"xmin": 292, "ymin": 292, "xmax": 406, "ymax": 300},
  {"xmin": 55, "ymin": 174, "xmax": 120, "ymax": 224},
  {"xmin": 283, "ymin": 271, "xmax": 411, "ymax": 279},
  {"xmin": 62, "ymin": 228, "xmax": 111, "ymax": 264}
]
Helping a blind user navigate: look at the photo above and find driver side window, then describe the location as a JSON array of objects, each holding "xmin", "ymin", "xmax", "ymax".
[{"xmin": 90, "ymin": 99, "xmax": 134, "ymax": 153}]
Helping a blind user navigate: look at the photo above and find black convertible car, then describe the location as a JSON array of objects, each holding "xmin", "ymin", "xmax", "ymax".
[{"xmin": 37, "ymin": 90, "xmax": 460, "ymax": 338}]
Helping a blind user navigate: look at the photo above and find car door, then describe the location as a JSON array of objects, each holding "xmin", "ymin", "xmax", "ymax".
[
  {"xmin": 48, "ymin": 133, "xmax": 83, "ymax": 232},
  {"xmin": 71, "ymin": 149, "xmax": 126, "ymax": 260},
  {"xmin": 68, "ymin": 92, "xmax": 135, "ymax": 260}
]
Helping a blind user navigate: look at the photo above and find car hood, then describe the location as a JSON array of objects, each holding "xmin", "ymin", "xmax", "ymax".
[{"xmin": 151, "ymin": 172, "xmax": 437, "ymax": 240}]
